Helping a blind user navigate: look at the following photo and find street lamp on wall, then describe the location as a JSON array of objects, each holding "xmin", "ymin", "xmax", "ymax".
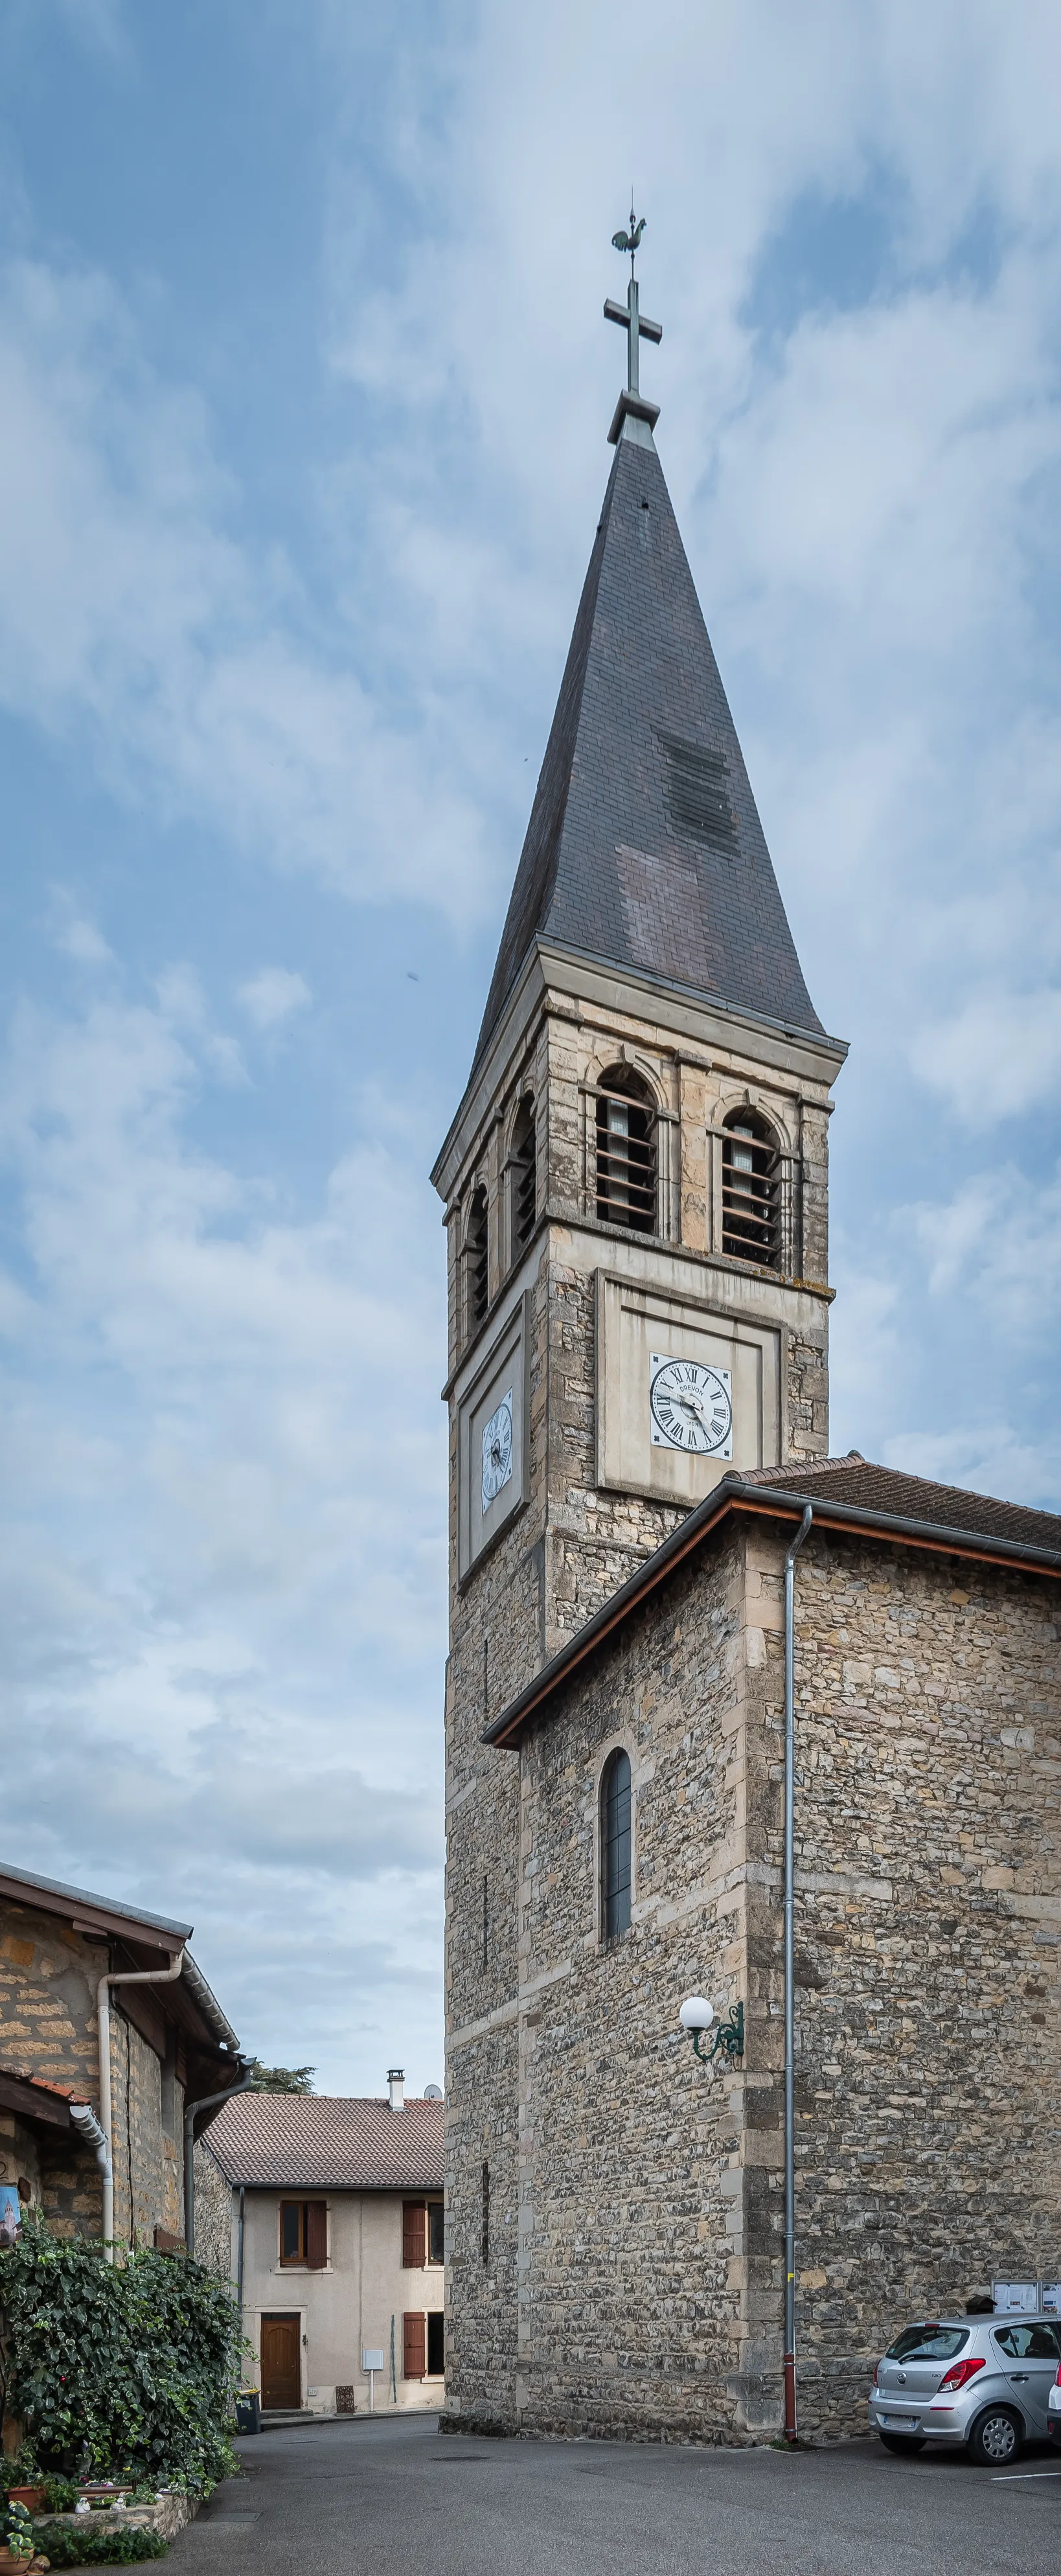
[{"xmin": 679, "ymin": 1995, "xmax": 745, "ymax": 2066}]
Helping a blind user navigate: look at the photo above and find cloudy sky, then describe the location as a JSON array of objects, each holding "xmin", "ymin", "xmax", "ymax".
[{"xmin": 1, "ymin": 1, "xmax": 1059, "ymax": 2093}]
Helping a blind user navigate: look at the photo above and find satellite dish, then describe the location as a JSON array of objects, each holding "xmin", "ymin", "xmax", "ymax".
[
  {"xmin": 424, "ymin": 2083, "xmax": 444, "ymax": 2100},
  {"xmin": 679, "ymin": 1996, "xmax": 714, "ymax": 2032}
]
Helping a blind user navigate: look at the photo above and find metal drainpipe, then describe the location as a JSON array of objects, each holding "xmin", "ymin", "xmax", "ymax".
[
  {"xmin": 783, "ymin": 1503, "xmax": 814, "ymax": 2445},
  {"xmin": 97, "ymin": 1953, "xmax": 185, "ymax": 2262},
  {"xmin": 184, "ymin": 2064, "xmax": 255, "ymax": 2257}
]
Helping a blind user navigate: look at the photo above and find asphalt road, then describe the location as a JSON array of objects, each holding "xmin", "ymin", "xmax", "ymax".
[{"xmin": 168, "ymin": 2413, "xmax": 1061, "ymax": 2576}]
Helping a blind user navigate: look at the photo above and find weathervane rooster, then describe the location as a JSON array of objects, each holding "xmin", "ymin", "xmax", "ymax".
[{"xmin": 612, "ymin": 201, "xmax": 646, "ymax": 273}]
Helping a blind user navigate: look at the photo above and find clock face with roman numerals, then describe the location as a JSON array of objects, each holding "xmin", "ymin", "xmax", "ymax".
[
  {"xmin": 650, "ymin": 1354, "xmax": 732, "ymax": 1457},
  {"xmin": 481, "ymin": 1390, "xmax": 514, "ymax": 1513}
]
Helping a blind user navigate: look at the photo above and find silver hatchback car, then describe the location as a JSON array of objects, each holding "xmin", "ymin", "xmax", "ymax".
[{"xmin": 869, "ymin": 2314, "xmax": 1061, "ymax": 2464}]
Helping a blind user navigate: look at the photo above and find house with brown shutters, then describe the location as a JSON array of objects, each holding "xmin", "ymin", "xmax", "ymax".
[
  {"xmin": 205, "ymin": 2073, "xmax": 445, "ymax": 2415},
  {"xmin": 0, "ymin": 1861, "xmax": 247, "ymax": 2262}
]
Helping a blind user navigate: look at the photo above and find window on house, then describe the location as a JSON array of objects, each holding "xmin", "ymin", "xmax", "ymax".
[
  {"xmin": 279, "ymin": 2200, "xmax": 327, "ymax": 2268},
  {"xmin": 510, "ymin": 1097, "xmax": 536, "ymax": 1257},
  {"xmin": 481, "ymin": 2160, "xmax": 490, "ymax": 2266},
  {"xmin": 403, "ymin": 2312, "xmax": 426, "ymax": 2379},
  {"xmin": 721, "ymin": 1109, "xmax": 780, "ymax": 1267},
  {"xmin": 427, "ymin": 2311, "xmax": 445, "ymax": 2376},
  {"xmin": 601, "ymin": 1748, "xmax": 632, "ymax": 1940},
  {"xmin": 595, "ymin": 1069, "xmax": 656, "ymax": 1234},
  {"xmin": 402, "ymin": 2201, "xmax": 428, "ymax": 2267},
  {"xmin": 428, "ymin": 2200, "xmax": 445, "ymax": 2266},
  {"xmin": 465, "ymin": 1185, "xmax": 489, "ymax": 1331}
]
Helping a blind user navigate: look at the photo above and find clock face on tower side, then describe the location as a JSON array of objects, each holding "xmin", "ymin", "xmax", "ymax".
[
  {"xmin": 650, "ymin": 1354, "xmax": 733, "ymax": 1456},
  {"xmin": 481, "ymin": 1390, "xmax": 514, "ymax": 1513}
]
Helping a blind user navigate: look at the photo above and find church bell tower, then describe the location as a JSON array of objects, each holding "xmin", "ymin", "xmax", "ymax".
[{"xmin": 431, "ymin": 237, "xmax": 847, "ymax": 2428}]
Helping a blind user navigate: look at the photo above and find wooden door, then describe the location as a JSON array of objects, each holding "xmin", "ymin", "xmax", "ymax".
[{"xmin": 260, "ymin": 2314, "xmax": 301, "ymax": 2411}]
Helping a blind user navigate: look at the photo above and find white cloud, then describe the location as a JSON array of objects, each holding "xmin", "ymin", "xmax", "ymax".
[
  {"xmin": 0, "ymin": 257, "xmax": 494, "ymax": 920},
  {"xmin": 913, "ymin": 987, "xmax": 1061, "ymax": 1123},
  {"xmin": 238, "ymin": 968, "xmax": 312, "ymax": 1030},
  {"xmin": 0, "ymin": 963, "xmax": 448, "ymax": 2084},
  {"xmin": 911, "ymin": 1161, "xmax": 1061, "ymax": 1337}
]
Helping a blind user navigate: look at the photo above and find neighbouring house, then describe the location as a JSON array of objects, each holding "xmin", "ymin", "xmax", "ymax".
[
  {"xmin": 0, "ymin": 1861, "xmax": 248, "ymax": 2264},
  {"xmin": 205, "ymin": 2073, "xmax": 445, "ymax": 2414}
]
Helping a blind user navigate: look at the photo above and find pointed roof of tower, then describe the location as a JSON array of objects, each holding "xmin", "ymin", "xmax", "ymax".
[{"xmin": 473, "ymin": 431, "xmax": 825, "ymax": 1069}]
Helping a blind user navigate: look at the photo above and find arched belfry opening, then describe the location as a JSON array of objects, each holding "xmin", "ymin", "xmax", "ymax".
[
  {"xmin": 722, "ymin": 1108, "xmax": 781, "ymax": 1269},
  {"xmin": 595, "ymin": 1066, "xmax": 656, "ymax": 1235},
  {"xmin": 464, "ymin": 1184, "xmax": 489, "ymax": 1334},
  {"xmin": 509, "ymin": 1096, "xmax": 536, "ymax": 1260}
]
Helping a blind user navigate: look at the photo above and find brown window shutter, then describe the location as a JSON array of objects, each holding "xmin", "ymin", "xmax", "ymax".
[
  {"xmin": 402, "ymin": 2200, "xmax": 427, "ymax": 2267},
  {"xmin": 403, "ymin": 2311, "xmax": 426, "ymax": 2379},
  {"xmin": 306, "ymin": 2200, "xmax": 328, "ymax": 2269}
]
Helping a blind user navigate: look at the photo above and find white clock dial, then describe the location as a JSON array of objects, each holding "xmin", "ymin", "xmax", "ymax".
[
  {"xmin": 649, "ymin": 1354, "xmax": 732, "ymax": 1457},
  {"xmin": 481, "ymin": 1391, "xmax": 514, "ymax": 1513}
]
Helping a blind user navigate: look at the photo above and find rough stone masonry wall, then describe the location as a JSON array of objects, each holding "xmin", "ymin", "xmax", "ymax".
[
  {"xmin": 444, "ymin": 1236, "xmax": 550, "ymax": 2430},
  {"xmin": 0, "ymin": 1900, "xmax": 108, "ymax": 2238},
  {"xmin": 193, "ymin": 2139, "xmax": 233, "ymax": 2279},
  {"xmin": 753, "ymin": 1527, "xmax": 1061, "ymax": 2442},
  {"xmin": 510, "ymin": 1537, "xmax": 755, "ymax": 2441},
  {"xmin": 0, "ymin": 1900, "xmax": 187, "ymax": 2249},
  {"xmin": 108, "ymin": 2007, "xmax": 184, "ymax": 2254}
]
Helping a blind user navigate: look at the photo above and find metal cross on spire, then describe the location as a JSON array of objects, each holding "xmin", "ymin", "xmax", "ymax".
[{"xmin": 604, "ymin": 203, "xmax": 663, "ymax": 446}]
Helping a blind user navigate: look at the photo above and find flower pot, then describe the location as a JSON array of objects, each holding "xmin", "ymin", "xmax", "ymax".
[{"xmin": 7, "ymin": 2496, "xmax": 44, "ymax": 2516}]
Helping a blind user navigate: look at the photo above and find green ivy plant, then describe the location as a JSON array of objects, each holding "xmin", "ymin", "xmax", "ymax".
[
  {"xmin": 3, "ymin": 2498, "xmax": 36, "ymax": 2563},
  {"xmin": 0, "ymin": 2214, "xmax": 241, "ymax": 2492}
]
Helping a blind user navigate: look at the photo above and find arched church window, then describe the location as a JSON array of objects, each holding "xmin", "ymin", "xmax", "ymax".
[
  {"xmin": 595, "ymin": 1068, "xmax": 656, "ymax": 1235},
  {"xmin": 722, "ymin": 1109, "xmax": 780, "ymax": 1267},
  {"xmin": 510, "ymin": 1097, "xmax": 536, "ymax": 1259},
  {"xmin": 600, "ymin": 1747, "xmax": 632, "ymax": 1940},
  {"xmin": 465, "ymin": 1186, "xmax": 489, "ymax": 1333}
]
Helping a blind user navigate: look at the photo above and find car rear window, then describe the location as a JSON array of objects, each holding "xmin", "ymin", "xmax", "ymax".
[
  {"xmin": 886, "ymin": 2325, "xmax": 970, "ymax": 2363},
  {"xmin": 994, "ymin": 2324, "xmax": 1061, "ymax": 2361}
]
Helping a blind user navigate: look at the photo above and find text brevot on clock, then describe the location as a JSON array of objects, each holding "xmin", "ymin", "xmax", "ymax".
[
  {"xmin": 649, "ymin": 1354, "xmax": 733, "ymax": 1456},
  {"xmin": 481, "ymin": 1390, "xmax": 514, "ymax": 1513}
]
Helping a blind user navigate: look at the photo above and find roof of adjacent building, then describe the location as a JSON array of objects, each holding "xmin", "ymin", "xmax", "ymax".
[
  {"xmin": 0, "ymin": 1861, "xmax": 240, "ymax": 2053},
  {"xmin": 485, "ymin": 1453, "xmax": 1061, "ymax": 1747},
  {"xmin": 205, "ymin": 2093, "xmax": 445, "ymax": 2194},
  {"xmin": 472, "ymin": 431, "xmax": 829, "ymax": 1072},
  {"xmin": 0, "ymin": 1861, "xmax": 192, "ymax": 1944}
]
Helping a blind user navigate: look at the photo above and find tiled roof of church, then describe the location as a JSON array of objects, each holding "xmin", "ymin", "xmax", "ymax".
[
  {"xmin": 485, "ymin": 1455, "xmax": 1061, "ymax": 1747},
  {"xmin": 204, "ymin": 2091, "xmax": 444, "ymax": 2194},
  {"xmin": 472, "ymin": 433, "xmax": 828, "ymax": 1072},
  {"xmin": 739, "ymin": 1453, "xmax": 1061, "ymax": 1555}
]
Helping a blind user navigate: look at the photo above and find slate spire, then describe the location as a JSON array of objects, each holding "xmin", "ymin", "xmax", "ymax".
[{"xmin": 473, "ymin": 303, "xmax": 823, "ymax": 1070}]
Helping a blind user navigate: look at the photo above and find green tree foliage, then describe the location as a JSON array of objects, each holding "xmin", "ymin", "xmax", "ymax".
[
  {"xmin": 34, "ymin": 2525, "xmax": 166, "ymax": 2566},
  {"xmin": 247, "ymin": 2062, "xmax": 315, "ymax": 2093},
  {"xmin": 0, "ymin": 2216, "xmax": 241, "ymax": 2490}
]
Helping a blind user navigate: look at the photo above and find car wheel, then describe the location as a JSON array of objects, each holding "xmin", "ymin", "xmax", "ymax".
[
  {"xmin": 968, "ymin": 2407, "xmax": 1022, "ymax": 2466},
  {"xmin": 878, "ymin": 2433, "xmax": 925, "ymax": 2454}
]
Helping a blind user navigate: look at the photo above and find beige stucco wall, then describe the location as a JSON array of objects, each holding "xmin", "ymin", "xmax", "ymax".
[{"xmin": 240, "ymin": 2189, "xmax": 444, "ymax": 2414}]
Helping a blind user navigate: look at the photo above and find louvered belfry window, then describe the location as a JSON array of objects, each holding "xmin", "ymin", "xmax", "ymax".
[
  {"xmin": 595, "ymin": 1068, "xmax": 656, "ymax": 1234},
  {"xmin": 658, "ymin": 730, "xmax": 738, "ymax": 857},
  {"xmin": 465, "ymin": 1184, "xmax": 488, "ymax": 1330},
  {"xmin": 722, "ymin": 1109, "xmax": 780, "ymax": 1267},
  {"xmin": 510, "ymin": 1097, "xmax": 536, "ymax": 1256}
]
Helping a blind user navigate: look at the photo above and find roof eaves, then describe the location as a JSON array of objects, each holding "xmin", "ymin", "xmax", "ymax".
[
  {"xmin": 0, "ymin": 1862, "xmax": 191, "ymax": 1946},
  {"xmin": 484, "ymin": 1474, "xmax": 1061, "ymax": 1747},
  {"xmin": 533, "ymin": 936, "xmax": 849, "ymax": 1068}
]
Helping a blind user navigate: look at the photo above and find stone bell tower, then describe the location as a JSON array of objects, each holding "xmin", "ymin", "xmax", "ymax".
[{"xmin": 431, "ymin": 247, "xmax": 847, "ymax": 2428}]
